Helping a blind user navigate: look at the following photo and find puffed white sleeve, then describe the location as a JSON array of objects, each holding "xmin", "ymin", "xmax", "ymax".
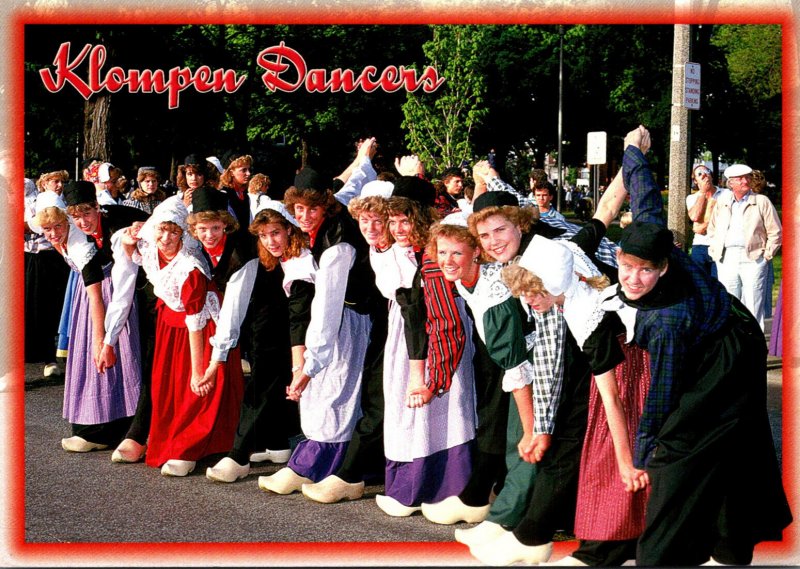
[
  {"xmin": 103, "ymin": 229, "xmax": 140, "ymax": 347},
  {"xmin": 209, "ymin": 258, "xmax": 259, "ymax": 362},
  {"xmin": 302, "ymin": 242, "xmax": 355, "ymax": 377},
  {"xmin": 501, "ymin": 359, "xmax": 535, "ymax": 392}
]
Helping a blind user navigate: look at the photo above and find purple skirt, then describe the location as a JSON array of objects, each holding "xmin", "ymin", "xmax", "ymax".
[
  {"xmin": 287, "ymin": 439, "xmax": 349, "ymax": 482},
  {"xmin": 768, "ymin": 280, "xmax": 782, "ymax": 357},
  {"xmin": 62, "ymin": 265, "xmax": 141, "ymax": 425},
  {"xmin": 384, "ymin": 441, "xmax": 472, "ymax": 507}
]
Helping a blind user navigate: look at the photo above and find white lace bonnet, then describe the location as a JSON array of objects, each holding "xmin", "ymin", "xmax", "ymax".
[
  {"xmin": 517, "ymin": 234, "xmax": 605, "ymax": 348},
  {"xmin": 253, "ymin": 199, "xmax": 300, "ymax": 228}
]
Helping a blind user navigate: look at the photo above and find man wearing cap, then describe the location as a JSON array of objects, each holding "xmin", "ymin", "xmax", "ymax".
[
  {"xmin": 707, "ymin": 163, "xmax": 781, "ymax": 330},
  {"xmin": 601, "ymin": 126, "xmax": 790, "ymax": 566}
]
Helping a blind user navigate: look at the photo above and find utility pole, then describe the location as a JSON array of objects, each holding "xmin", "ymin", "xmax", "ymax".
[
  {"xmin": 75, "ymin": 133, "xmax": 81, "ymax": 181},
  {"xmin": 668, "ymin": 24, "xmax": 692, "ymax": 248}
]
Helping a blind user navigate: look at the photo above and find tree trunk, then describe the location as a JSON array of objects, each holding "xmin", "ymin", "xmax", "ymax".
[
  {"xmin": 300, "ymin": 139, "xmax": 309, "ymax": 170},
  {"xmin": 83, "ymin": 95, "xmax": 111, "ymax": 162}
]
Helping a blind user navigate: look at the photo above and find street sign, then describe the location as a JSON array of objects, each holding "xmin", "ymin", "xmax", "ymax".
[
  {"xmin": 684, "ymin": 62, "xmax": 701, "ymax": 110},
  {"xmin": 587, "ymin": 131, "xmax": 607, "ymax": 165}
]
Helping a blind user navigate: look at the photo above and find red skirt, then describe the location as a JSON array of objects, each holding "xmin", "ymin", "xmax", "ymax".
[
  {"xmin": 145, "ymin": 302, "xmax": 244, "ymax": 468},
  {"xmin": 574, "ymin": 338, "xmax": 651, "ymax": 540}
]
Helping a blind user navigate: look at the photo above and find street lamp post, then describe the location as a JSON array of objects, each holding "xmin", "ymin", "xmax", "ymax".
[{"xmin": 557, "ymin": 25, "xmax": 564, "ymax": 211}]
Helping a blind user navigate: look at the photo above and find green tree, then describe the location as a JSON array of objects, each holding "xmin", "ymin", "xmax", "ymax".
[
  {"xmin": 239, "ymin": 24, "xmax": 429, "ymax": 180},
  {"xmin": 472, "ymin": 25, "xmax": 561, "ymax": 184},
  {"xmin": 711, "ymin": 25, "xmax": 781, "ymax": 102},
  {"xmin": 564, "ymin": 25, "xmax": 676, "ymax": 182},
  {"xmin": 401, "ymin": 25, "xmax": 489, "ymax": 176},
  {"xmin": 24, "ymin": 23, "xmax": 781, "ymax": 199},
  {"xmin": 468, "ymin": 25, "xmax": 676, "ymax": 187},
  {"xmin": 705, "ymin": 24, "xmax": 782, "ymax": 188}
]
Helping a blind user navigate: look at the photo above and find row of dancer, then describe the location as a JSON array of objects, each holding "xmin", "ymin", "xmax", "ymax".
[{"xmin": 27, "ymin": 127, "xmax": 790, "ymax": 565}]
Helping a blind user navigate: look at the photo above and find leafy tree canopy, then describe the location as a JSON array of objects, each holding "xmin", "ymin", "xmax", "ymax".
[{"xmin": 23, "ymin": 23, "xmax": 781, "ymax": 195}]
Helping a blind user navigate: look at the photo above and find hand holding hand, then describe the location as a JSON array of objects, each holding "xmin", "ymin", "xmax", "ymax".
[
  {"xmin": 190, "ymin": 370, "xmax": 215, "ymax": 397},
  {"xmin": 120, "ymin": 225, "xmax": 142, "ymax": 247},
  {"xmin": 405, "ymin": 385, "xmax": 433, "ymax": 408},
  {"xmin": 395, "ymin": 155, "xmax": 424, "ymax": 177},
  {"xmin": 528, "ymin": 434, "xmax": 552, "ymax": 462},
  {"xmin": 95, "ymin": 343, "xmax": 116, "ymax": 374},
  {"xmin": 286, "ymin": 372, "xmax": 311, "ymax": 402},
  {"xmin": 624, "ymin": 125, "xmax": 651, "ymax": 154},
  {"xmin": 620, "ymin": 464, "xmax": 650, "ymax": 493},
  {"xmin": 357, "ymin": 137, "xmax": 378, "ymax": 161},
  {"xmin": 517, "ymin": 432, "xmax": 535, "ymax": 463},
  {"xmin": 472, "ymin": 160, "xmax": 492, "ymax": 184}
]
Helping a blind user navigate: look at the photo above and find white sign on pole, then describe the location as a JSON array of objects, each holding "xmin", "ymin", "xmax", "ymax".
[
  {"xmin": 684, "ymin": 62, "xmax": 701, "ymax": 110},
  {"xmin": 587, "ymin": 131, "xmax": 607, "ymax": 165}
]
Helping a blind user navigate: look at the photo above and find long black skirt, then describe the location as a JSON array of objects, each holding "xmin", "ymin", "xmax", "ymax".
[
  {"xmin": 24, "ymin": 249, "xmax": 70, "ymax": 363},
  {"xmin": 636, "ymin": 300, "xmax": 792, "ymax": 566}
]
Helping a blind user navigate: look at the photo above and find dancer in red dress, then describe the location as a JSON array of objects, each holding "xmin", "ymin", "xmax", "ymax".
[{"xmin": 115, "ymin": 195, "xmax": 244, "ymax": 476}]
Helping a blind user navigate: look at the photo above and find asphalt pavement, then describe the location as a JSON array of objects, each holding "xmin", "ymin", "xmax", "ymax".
[
  {"xmin": 15, "ymin": 361, "xmax": 492, "ymax": 566},
  {"xmin": 8, "ymin": 319, "xmax": 794, "ymax": 566}
]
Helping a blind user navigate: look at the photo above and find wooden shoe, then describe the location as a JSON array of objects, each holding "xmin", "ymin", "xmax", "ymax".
[
  {"xmin": 160, "ymin": 459, "xmax": 196, "ymax": 477},
  {"xmin": 470, "ymin": 532, "xmax": 553, "ymax": 566},
  {"xmin": 249, "ymin": 448, "xmax": 292, "ymax": 464},
  {"xmin": 258, "ymin": 467, "xmax": 311, "ymax": 494},
  {"xmin": 111, "ymin": 438, "xmax": 146, "ymax": 463},
  {"xmin": 61, "ymin": 436, "xmax": 109, "ymax": 453},
  {"xmin": 421, "ymin": 495, "xmax": 490, "ymax": 524},
  {"xmin": 43, "ymin": 363, "xmax": 61, "ymax": 377},
  {"xmin": 301, "ymin": 475, "xmax": 365, "ymax": 503},
  {"xmin": 375, "ymin": 494, "xmax": 421, "ymax": 517},
  {"xmin": 206, "ymin": 457, "xmax": 250, "ymax": 483},
  {"xmin": 454, "ymin": 520, "xmax": 508, "ymax": 547}
]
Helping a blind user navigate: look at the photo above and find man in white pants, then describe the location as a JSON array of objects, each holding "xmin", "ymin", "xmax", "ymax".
[{"xmin": 707, "ymin": 163, "xmax": 782, "ymax": 330}]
